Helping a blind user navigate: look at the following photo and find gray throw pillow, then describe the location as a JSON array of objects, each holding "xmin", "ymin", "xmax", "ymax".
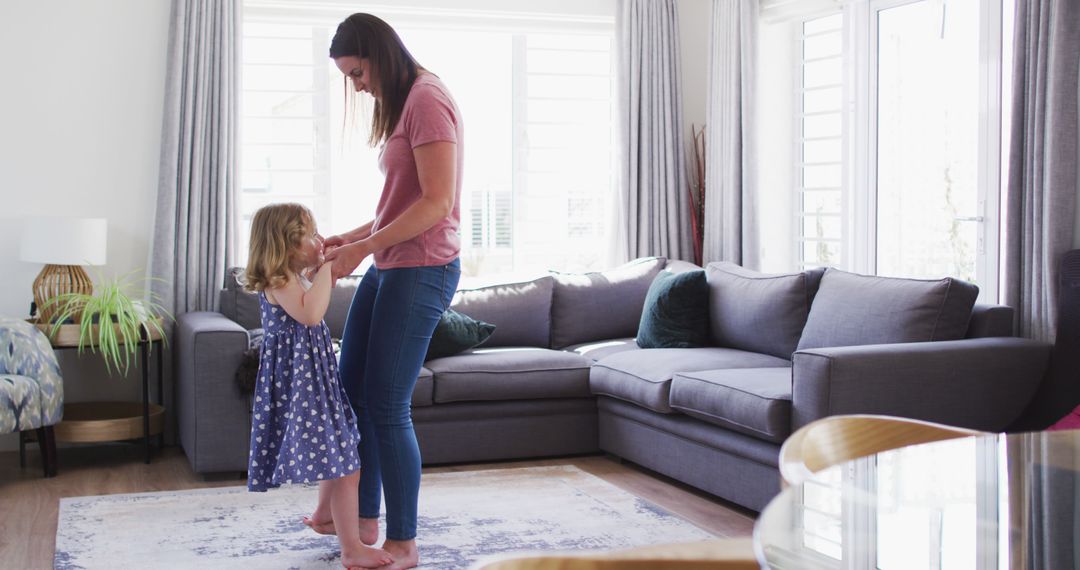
[
  {"xmin": 451, "ymin": 276, "xmax": 553, "ymax": 348},
  {"xmin": 323, "ymin": 276, "xmax": 360, "ymax": 339},
  {"xmin": 550, "ymin": 257, "xmax": 666, "ymax": 348},
  {"xmin": 797, "ymin": 268, "xmax": 980, "ymax": 350},
  {"xmin": 706, "ymin": 262, "xmax": 818, "ymax": 359}
]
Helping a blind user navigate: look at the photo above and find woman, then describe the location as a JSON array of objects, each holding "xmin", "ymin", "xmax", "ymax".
[{"xmin": 311, "ymin": 13, "xmax": 463, "ymax": 570}]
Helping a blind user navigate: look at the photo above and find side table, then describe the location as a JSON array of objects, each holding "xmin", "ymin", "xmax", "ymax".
[{"xmin": 19, "ymin": 321, "xmax": 165, "ymax": 465}]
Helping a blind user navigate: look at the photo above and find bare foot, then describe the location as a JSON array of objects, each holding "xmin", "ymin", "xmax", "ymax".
[
  {"xmin": 304, "ymin": 516, "xmax": 380, "ymax": 546},
  {"xmin": 303, "ymin": 515, "xmax": 336, "ymax": 536},
  {"xmin": 377, "ymin": 539, "xmax": 419, "ymax": 570},
  {"xmin": 359, "ymin": 517, "xmax": 380, "ymax": 546},
  {"xmin": 341, "ymin": 542, "xmax": 394, "ymax": 569}
]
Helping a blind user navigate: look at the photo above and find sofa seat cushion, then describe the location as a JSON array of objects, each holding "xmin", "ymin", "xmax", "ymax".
[
  {"xmin": 427, "ymin": 347, "xmax": 591, "ymax": 404},
  {"xmin": 590, "ymin": 348, "xmax": 790, "ymax": 413},
  {"xmin": 563, "ymin": 338, "xmax": 641, "ymax": 362},
  {"xmin": 670, "ymin": 368, "xmax": 792, "ymax": 442},
  {"xmin": 412, "ymin": 367, "xmax": 434, "ymax": 407}
]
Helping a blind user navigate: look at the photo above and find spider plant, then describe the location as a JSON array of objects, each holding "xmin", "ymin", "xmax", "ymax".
[{"xmin": 40, "ymin": 271, "xmax": 171, "ymax": 376}]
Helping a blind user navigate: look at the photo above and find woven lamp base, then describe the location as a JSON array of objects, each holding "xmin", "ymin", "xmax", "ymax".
[{"xmin": 33, "ymin": 264, "xmax": 93, "ymax": 324}]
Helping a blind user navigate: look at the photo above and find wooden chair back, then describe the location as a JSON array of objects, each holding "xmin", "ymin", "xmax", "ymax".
[{"xmin": 779, "ymin": 414, "xmax": 985, "ymax": 488}]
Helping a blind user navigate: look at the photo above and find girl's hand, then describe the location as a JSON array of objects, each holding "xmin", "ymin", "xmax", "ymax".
[
  {"xmin": 325, "ymin": 240, "xmax": 374, "ymax": 280},
  {"xmin": 322, "ymin": 234, "xmax": 347, "ymax": 258}
]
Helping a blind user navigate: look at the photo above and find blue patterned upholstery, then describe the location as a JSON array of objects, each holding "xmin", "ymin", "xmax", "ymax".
[{"xmin": 0, "ymin": 317, "xmax": 64, "ymax": 434}]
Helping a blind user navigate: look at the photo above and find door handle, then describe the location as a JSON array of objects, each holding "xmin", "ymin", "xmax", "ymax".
[{"xmin": 953, "ymin": 216, "xmax": 984, "ymax": 222}]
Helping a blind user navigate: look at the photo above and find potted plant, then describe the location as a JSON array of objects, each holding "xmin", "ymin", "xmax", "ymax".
[{"xmin": 40, "ymin": 272, "xmax": 171, "ymax": 376}]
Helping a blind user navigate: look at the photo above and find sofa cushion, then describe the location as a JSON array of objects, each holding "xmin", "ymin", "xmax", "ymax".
[
  {"xmin": 637, "ymin": 270, "xmax": 710, "ymax": 349},
  {"xmin": 220, "ymin": 268, "xmax": 260, "ymax": 330},
  {"xmin": 550, "ymin": 257, "xmax": 666, "ymax": 349},
  {"xmin": 451, "ymin": 276, "xmax": 553, "ymax": 348},
  {"xmin": 797, "ymin": 268, "xmax": 980, "ymax": 350},
  {"xmin": 220, "ymin": 267, "xmax": 360, "ymax": 338},
  {"xmin": 706, "ymin": 262, "xmax": 818, "ymax": 359},
  {"xmin": 670, "ymin": 368, "xmax": 792, "ymax": 442},
  {"xmin": 590, "ymin": 348, "xmax": 791, "ymax": 413},
  {"xmin": 425, "ymin": 309, "xmax": 495, "ymax": 360},
  {"xmin": 427, "ymin": 347, "xmax": 591, "ymax": 403},
  {"xmin": 412, "ymin": 367, "xmax": 435, "ymax": 407},
  {"xmin": 324, "ymin": 276, "xmax": 360, "ymax": 339},
  {"xmin": 563, "ymin": 338, "xmax": 641, "ymax": 362}
]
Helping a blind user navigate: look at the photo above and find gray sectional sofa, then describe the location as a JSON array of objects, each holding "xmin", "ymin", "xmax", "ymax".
[{"xmin": 176, "ymin": 257, "xmax": 1051, "ymax": 511}]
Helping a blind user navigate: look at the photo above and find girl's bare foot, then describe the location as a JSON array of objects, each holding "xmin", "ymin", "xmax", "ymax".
[
  {"xmin": 303, "ymin": 515, "xmax": 336, "ymax": 535},
  {"xmin": 341, "ymin": 542, "xmax": 394, "ymax": 569},
  {"xmin": 303, "ymin": 516, "xmax": 380, "ymax": 545},
  {"xmin": 378, "ymin": 539, "xmax": 419, "ymax": 570}
]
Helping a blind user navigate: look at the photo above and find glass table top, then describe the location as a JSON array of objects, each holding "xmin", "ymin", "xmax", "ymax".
[{"xmin": 754, "ymin": 429, "xmax": 1080, "ymax": 570}]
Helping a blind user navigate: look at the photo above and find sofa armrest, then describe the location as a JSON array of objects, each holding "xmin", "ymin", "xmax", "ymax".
[
  {"xmin": 175, "ymin": 311, "xmax": 251, "ymax": 473},
  {"xmin": 791, "ymin": 338, "xmax": 1051, "ymax": 432}
]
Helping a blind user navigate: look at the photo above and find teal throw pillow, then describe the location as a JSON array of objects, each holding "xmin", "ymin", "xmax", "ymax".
[
  {"xmin": 636, "ymin": 270, "xmax": 709, "ymax": 348},
  {"xmin": 426, "ymin": 309, "xmax": 496, "ymax": 360}
]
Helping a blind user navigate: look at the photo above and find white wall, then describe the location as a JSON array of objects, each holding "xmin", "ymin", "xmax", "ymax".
[{"xmin": 0, "ymin": 0, "xmax": 171, "ymax": 452}]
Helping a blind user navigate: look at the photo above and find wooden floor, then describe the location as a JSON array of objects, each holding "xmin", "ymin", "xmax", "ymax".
[{"xmin": 0, "ymin": 445, "xmax": 756, "ymax": 569}]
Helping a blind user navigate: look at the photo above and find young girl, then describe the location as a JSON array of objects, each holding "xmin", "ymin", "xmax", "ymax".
[{"xmin": 244, "ymin": 203, "xmax": 393, "ymax": 569}]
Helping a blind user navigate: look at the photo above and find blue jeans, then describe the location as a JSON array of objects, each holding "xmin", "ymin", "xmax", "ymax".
[{"xmin": 338, "ymin": 259, "xmax": 460, "ymax": 540}]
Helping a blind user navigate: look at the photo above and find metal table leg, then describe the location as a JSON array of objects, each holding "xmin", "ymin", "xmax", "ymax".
[
  {"xmin": 156, "ymin": 340, "xmax": 164, "ymax": 449},
  {"xmin": 141, "ymin": 330, "xmax": 151, "ymax": 464}
]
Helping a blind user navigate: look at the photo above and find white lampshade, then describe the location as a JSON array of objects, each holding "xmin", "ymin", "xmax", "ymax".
[{"xmin": 20, "ymin": 218, "xmax": 108, "ymax": 266}]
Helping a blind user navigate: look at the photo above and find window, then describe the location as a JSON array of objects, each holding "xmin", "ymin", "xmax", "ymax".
[
  {"xmin": 759, "ymin": 0, "xmax": 1012, "ymax": 301},
  {"xmin": 873, "ymin": 0, "xmax": 984, "ymax": 284},
  {"xmin": 240, "ymin": 23, "xmax": 331, "ymax": 251},
  {"xmin": 797, "ymin": 14, "xmax": 845, "ymax": 269},
  {"xmin": 239, "ymin": 7, "xmax": 615, "ymax": 278}
]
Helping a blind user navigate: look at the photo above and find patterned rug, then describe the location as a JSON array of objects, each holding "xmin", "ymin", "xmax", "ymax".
[{"xmin": 55, "ymin": 465, "xmax": 715, "ymax": 569}]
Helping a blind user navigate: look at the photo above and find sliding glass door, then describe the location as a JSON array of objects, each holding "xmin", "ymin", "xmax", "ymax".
[{"xmin": 869, "ymin": 0, "xmax": 1003, "ymax": 296}]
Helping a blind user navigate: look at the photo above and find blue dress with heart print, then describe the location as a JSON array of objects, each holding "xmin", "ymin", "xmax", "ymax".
[{"xmin": 247, "ymin": 292, "xmax": 361, "ymax": 491}]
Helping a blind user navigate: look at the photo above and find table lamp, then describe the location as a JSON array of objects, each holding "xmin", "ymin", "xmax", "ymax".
[{"xmin": 20, "ymin": 218, "xmax": 108, "ymax": 323}]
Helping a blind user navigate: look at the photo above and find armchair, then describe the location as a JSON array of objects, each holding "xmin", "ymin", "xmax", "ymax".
[{"xmin": 0, "ymin": 317, "xmax": 63, "ymax": 477}]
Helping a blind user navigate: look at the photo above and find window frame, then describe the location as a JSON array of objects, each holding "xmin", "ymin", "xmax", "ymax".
[
  {"xmin": 788, "ymin": 0, "xmax": 1007, "ymax": 301},
  {"xmin": 859, "ymin": 0, "xmax": 1004, "ymax": 300},
  {"xmin": 238, "ymin": 2, "xmax": 617, "ymax": 276}
]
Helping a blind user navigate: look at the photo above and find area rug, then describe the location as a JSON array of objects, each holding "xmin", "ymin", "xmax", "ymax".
[{"xmin": 55, "ymin": 465, "xmax": 715, "ymax": 569}]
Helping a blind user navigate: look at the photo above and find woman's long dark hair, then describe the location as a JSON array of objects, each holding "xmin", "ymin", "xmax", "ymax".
[{"xmin": 329, "ymin": 13, "xmax": 421, "ymax": 146}]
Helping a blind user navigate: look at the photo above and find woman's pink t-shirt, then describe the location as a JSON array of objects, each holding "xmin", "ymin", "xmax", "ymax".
[{"xmin": 373, "ymin": 73, "xmax": 463, "ymax": 269}]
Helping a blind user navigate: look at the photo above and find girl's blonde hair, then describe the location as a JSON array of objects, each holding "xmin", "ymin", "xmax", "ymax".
[{"xmin": 244, "ymin": 203, "xmax": 316, "ymax": 292}]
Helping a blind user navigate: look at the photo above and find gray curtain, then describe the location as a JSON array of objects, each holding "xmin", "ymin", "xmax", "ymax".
[
  {"xmin": 1006, "ymin": 433, "xmax": 1080, "ymax": 568},
  {"xmin": 1004, "ymin": 0, "xmax": 1079, "ymax": 342},
  {"xmin": 615, "ymin": 0, "xmax": 693, "ymax": 263},
  {"xmin": 703, "ymin": 0, "xmax": 758, "ymax": 268},
  {"xmin": 151, "ymin": 0, "xmax": 240, "ymax": 315}
]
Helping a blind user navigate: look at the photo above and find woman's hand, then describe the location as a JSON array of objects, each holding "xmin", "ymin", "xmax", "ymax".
[
  {"xmin": 322, "ymin": 234, "xmax": 348, "ymax": 258},
  {"xmin": 325, "ymin": 240, "xmax": 375, "ymax": 280}
]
